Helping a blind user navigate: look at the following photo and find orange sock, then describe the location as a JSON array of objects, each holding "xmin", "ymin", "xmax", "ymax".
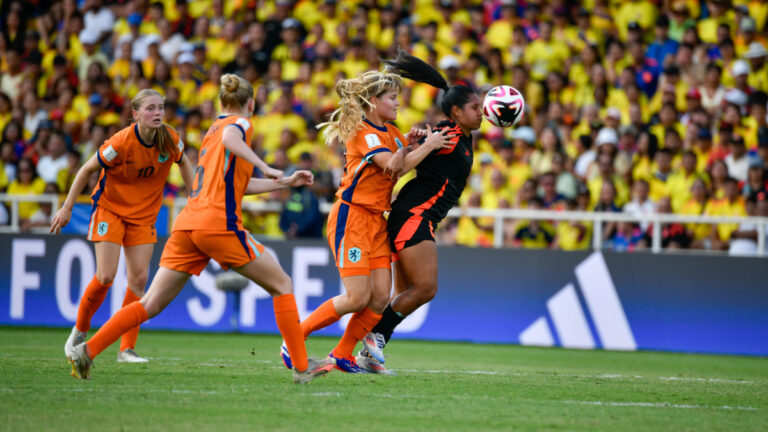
[
  {"xmin": 75, "ymin": 276, "xmax": 112, "ymax": 333},
  {"xmin": 300, "ymin": 299, "xmax": 341, "ymax": 339},
  {"xmin": 86, "ymin": 302, "xmax": 148, "ymax": 359},
  {"xmin": 119, "ymin": 288, "xmax": 142, "ymax": 352},
  {"xmin": 273, "ymin": 294, "xmax": 308, "ymax": 371},
  {"xmin": 333, "ymin": 307, "xmax": 382, "ymax": 358}
]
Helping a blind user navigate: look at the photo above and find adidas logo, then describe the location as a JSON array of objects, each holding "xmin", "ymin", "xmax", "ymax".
[{"xmin": 519, "ymin": 252, "xmax": 637, "ymax": 351}]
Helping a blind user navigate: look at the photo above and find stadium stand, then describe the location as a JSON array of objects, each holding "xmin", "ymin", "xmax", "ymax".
[{"xmin": 1, "ymin": 0, "xmax": 767, "ymax": 253}]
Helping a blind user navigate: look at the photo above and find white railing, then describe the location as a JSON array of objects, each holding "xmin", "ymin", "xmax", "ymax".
[
  {"xmin": 4, "ymin": 194, "xmax": 767, "ymax": 256},
  {"xmin": 0, "ymin": 193, "xmax": 60, "ymax": 233}
]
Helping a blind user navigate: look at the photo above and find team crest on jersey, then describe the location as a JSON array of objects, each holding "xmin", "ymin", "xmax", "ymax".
[
  {"xmin": 97, "ymin": 222, "xmax": 108, "ymax": 236},
  {"xmin": 348, "ymin": 247, "xmax": 362, "ymax": 263},
  {"xmin": 158, "ymin": 153, "xmax": 169, "ymax": 163},
  {"xmin": 365, "ymin": 134, "xmax": 381, "ymax": 149},
  {"xmin": 102, "ymin": 145, "xmax": 117, "ymax": 162}
]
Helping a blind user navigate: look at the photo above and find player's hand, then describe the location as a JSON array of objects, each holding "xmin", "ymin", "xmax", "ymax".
[
  {"xmin": 384, "ymin": 149, "xmax": 405, "ymax": 181},
  {"xmin": 265, "ymin": 167, "xmax": 284, "ymax": 180},
  {"xmin": 281, "ymin": 170, "xmax": 314, "ymax": 187},
  {"xmin": 50, "ymin": 206, "xmax": 72, "ymax": 234},
  {"xmin": 406, "ymin": 126, "xmax": 429, "ymax": 145},
  {"xmin": 423, "ymin": 124, "xmax": 456, "ymax": 151}
]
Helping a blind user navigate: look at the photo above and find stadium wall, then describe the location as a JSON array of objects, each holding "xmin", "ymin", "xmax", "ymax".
[{"xmin": 1, "ymin": 234, "xmax": 766, "ymax": 356}]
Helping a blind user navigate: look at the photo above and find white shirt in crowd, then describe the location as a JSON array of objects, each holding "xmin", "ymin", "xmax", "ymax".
[
  {"xmin": 729, "ymin": 221, "xmax": 768, "ymax": 256},
  {"xmin": 160, "ymin": 34, "xmax": 187, "ymax": 64},
  {"xmin": 36, "ymin": 154, "xmax": 69, "ymax": 183},
  {"xmin": 725, "ymin": 153, "xmax": 750, "ymax": 182},
  {"xmin": 84, "ymin": 7, "xmax": 115, "ymax": 37},
  {"xmin": 623, "ymin": 199, "xmax": 657, "ymax": 231},
  {"xmin": 574, "ymin": 150, "xmax": 596, "ymax": 179},
  {"xmin": 23, "ymin": 110, "xmax": 48, "ymax": 138}
]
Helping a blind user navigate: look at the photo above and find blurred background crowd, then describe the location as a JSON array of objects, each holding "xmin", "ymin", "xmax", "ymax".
[{"xmin": 1, "ymin": 0, "xmax": 768, "ymax": 253}]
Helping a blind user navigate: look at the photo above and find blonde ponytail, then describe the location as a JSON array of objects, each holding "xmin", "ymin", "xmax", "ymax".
[{"xmin": 318, "ymin": 70, "xmax": 403, "ymax": 145}]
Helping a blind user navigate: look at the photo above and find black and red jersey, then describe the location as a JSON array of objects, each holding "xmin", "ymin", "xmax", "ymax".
[{"xmin": 390, "ymin": 119, "xmax": 474, "ymax": 222}]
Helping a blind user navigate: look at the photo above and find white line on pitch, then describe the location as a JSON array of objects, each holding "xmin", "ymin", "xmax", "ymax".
[
  {"xmin": 393, "ymin": 369, "xmax": 757, "ymax": 384},
  {"xmin": 561, "ymin": 400, "xmax": 758, "ymax": 411}
]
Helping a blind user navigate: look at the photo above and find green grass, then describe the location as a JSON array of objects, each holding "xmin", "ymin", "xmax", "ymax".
[{"xmin": 0, "ymin": 327, "xmax": 766, "ymax": 431}]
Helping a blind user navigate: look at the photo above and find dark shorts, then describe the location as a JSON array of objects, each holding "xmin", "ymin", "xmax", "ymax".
[{"xmin": 387, "ymin": 209, "xmax": 436, "ymax": 260}]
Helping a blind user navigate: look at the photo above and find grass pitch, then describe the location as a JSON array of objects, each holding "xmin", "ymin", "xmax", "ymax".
[{"xmin": 0, "ymin": 327, "xmax": 765, "ymax": 431}]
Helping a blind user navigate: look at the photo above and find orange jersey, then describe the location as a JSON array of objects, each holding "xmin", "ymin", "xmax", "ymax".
[
  {"xmin": 92, "ymin": 124, "xmax": 184, "ymax": 225},
  {"xmin": 336, "ymin": 119, "xmax": 404, "ymax": 213},
  {"xmin": 173, "ymin": 115, "xmax": 254, "ymax": 232}
]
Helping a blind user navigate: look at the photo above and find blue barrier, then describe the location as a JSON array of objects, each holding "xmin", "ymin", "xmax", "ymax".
[{"xmin": 1, "ymin": 234, "xmax": 766, "ymax": 356}]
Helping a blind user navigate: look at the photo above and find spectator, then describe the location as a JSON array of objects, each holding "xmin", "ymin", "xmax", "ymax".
[
  {"xmin": 553, "ymin": 199, "xmax": 590, "ymax": 251},
  {"xmin": 36, "ymin": 130, "xmax": 69, "ymax": 186},
  {"xmin": 607, "ymin": 221, "xmax": 648, "ymax": 252},
  {"xmin": 624, "ymin": 179, "xmax": 656, "ymax": 231},
  {"xmin": 279, "ymin": 153, "xmax": 324, "ymax": 239},
  {"xmin": 6, "ymin": 157, "xmax": 45, "ymax": 221},
  {"xmin": 656, "ymin": 196, "xmax": 690, "ymax": 249},
  {"xmin": 512, "ymin": 198, "xmax": 555, "ymax": 249},
  {"xmin": 680, "ymin": 178, "xmax": 712, "ymax": 249},
  {"xmin": 725, "ymin": 134, "xmax": 750, "ymax": 182},
  {"xmin": 709, "ymin": 177, "xmax": 747, "ymax": 250},
  {"xmin": 20, "ymin": 182, "xmax": 58, "ymax": 232}
]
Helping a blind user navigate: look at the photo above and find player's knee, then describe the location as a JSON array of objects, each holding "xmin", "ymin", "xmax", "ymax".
[
  {"xmin": 274, "ymin": 274, "xmax": 293, "ymax": 296},
  {"xmin": 128, "ymin": 275, "xmax": 148, "ymax": 296},
  {"xmin": 264, "ymin": 272, "xmax": 292, "ymax": 296},
  {"xmin": 369, "ymin": 288, "xmax": 390, "ymax": 312},
  {"xmin": 345, "ymin": 290, "xmax": 371, "ymax": 311},
  {"xmin": 415, "ymin": 281, "xmax": 438, "ymax": 303},
  {"xmin": 95, "ymin": 272, "xmax": 114, "ymax": 286}
]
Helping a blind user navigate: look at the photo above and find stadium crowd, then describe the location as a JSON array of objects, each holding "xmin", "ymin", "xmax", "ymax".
[{"xmin": 1, "ymin": 0, "xmax": 768, "ymax": 253}]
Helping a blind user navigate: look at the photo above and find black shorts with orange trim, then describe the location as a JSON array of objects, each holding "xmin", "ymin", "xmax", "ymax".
[{"xmin": 387, "ymin": 208, "xmax": 436, "ymax": 260}]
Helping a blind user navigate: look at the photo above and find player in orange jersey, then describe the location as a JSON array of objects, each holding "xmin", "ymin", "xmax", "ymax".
[
  {"xmin": 52, "ymin": 89, "xmax": 196, "ymax": 363},
  {"xmin": 279, "ymin": 68, "xmax": 455, "ymax": 373},
  {"xmin": 66, "ymin": 74, "xmax": 332, "ymax": 383}
]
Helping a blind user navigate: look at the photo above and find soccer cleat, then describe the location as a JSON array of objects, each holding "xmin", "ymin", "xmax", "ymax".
[
  {"xmin": 117, "ymin": 349, "xmax": 149, "ymax": 363},
  {"xmin": 69, "ymin": 343, "xmax": 92, "ymax": 379},
  {"xmin": 356, "ymin": 352, "xmax": 396, "ymax": 375},
  {"xmin": 280, "ymin": 340, "xmax": 292, "ymax": 369},
  {"xmin": 362, "ymin": 332, "xmax": 387, "ymax": 364},
  {"xmin": 329, "ymin": 351, "xmax": 367, "ymax": 373},
  {"xmin": 293, "ymin": 357, "xmax": 334, "ymax": 384},
  {"xmin": 65, "ymin": 327, "xmax": 86, "ymax": 359}
]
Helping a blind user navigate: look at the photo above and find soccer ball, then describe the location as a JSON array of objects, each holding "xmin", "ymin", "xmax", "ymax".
[{"xmin": 482, "ymin": 85, "xmax": 525, "ymax": 128}]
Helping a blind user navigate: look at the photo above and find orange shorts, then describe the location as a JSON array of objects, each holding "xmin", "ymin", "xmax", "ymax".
[
  {"xmin": 88, "ymin": 206, "xmax": 156, "ymax": 246},
  {"xmin": 326, "ymin": 201, "xmax": 391, "ymax": 278},
  {"xmin": 159, "ymin": 229, "xmax": 265, "ymax": 276}
]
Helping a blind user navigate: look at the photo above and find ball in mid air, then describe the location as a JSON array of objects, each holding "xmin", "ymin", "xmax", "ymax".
[{"xmin": 482, "ymin": 85, "xmax": 525, "ymax": 128}]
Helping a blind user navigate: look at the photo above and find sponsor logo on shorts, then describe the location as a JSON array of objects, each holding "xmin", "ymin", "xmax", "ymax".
[
  {"xmin": 347, "ymin": 247, "xmax": 362, "ymax": 263},
  {"xmin": 97, "ymin": 222, "xmax": 109, "ymax": 236}
]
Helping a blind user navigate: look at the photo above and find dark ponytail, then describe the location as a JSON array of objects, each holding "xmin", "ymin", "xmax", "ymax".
[{"xmin": 384, "ymin": 48, "xmax": 477, "ymax": 119}]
